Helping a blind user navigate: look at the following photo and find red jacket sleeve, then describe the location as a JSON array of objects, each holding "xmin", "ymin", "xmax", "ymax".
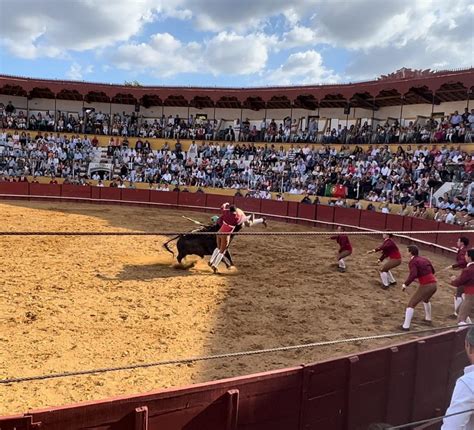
[
  {"xmin": 404, "ymin": 259, "xmax": 418, "ymax": 286},
  {"xmin": 452, "ymin": 249, "xmax": 467, "ymax": 269},
  {"xmin": 451, "ymin": 269, "xmax": 471, "ymax": 288},
  {"xmin": 376, "ymin": 241, "xmax": 389, "ymax": 261}
]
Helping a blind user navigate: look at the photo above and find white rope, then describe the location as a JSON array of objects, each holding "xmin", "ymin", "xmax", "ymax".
[{"xmin": 0, "ymin": 324, "xmax": 470, "ymax": 385}]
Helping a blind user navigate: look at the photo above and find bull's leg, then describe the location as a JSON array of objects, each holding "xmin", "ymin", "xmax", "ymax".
[{"xmin": 177, "ymin": 252, "xmax": 185, "ymax": 264}]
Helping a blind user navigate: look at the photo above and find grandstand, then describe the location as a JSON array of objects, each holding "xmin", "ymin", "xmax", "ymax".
[
  {"xmin": 0, "ymin": 69, "xmax": 473, "ymax": 219},
  {"xmin": 1, "ymin": 68, "xmax": 473, "ymax": 144},
  {"xmin": 1, "ymin": 68, "xmax": 474, "ymax": 430}
]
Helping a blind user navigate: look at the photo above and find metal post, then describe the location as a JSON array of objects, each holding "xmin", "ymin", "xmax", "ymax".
[
  {"xmin": 82, "ymin": 98, "xmax": 85, "ymax": 133},
  {"xmin": 399, "ymin": 95, "xmax": 404, "ymax": 126},
  {"xmin": 317, "ymin": 105, "xmax": 320, "ymax": 141},
  {"xmin": 54, "ymin": 96, "xmax": 57, "ymax": 132},
  {"xmin": 345, "ymin": 104, "xmax": 349, "ymax": 145},
  {"xmin": 371, "ymin": 96, "xmax": 375, "ymax": 125},
  {"xmin": 26, "ymin": 96, "xmax": 29, "ymax": 125},
  {"xmin": 239, "ymin": 105, "xmax": 243, "ymax": 142},
  {"xmin": 289, "ymin": 103, "xmax": 293, "ymax": 142},
  {"xmin": 467, "ymin": 89, "xmax": 471, "ymax": 110},
  {"xmin": 263, "ymin": 103, "xmax": 267, "ymax": 142},
  {"xmin": 431, "ymin": 92, "xmax": 435, "ymax": 116},
  {"xmin": 109, "ymin": 100, "xmax": 112, "ymax": 135}
]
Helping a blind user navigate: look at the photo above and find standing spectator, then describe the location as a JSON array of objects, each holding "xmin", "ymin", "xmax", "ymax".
[
  {"xmin": 441, "ymin": 327, "xmax": 474, "ymax": 429},
  {"xmin": 5, "ymin": 100, "xmax": 15, "ymax": 115},
  {"xmin": 450, "ymin": 110, "xmax": 463, "ymax": 127}
]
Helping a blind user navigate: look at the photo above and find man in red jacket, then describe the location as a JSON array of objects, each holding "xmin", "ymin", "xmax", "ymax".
[
  {"xmin": 330, "ymin": 226, "xmax": 352, "ymax": 272},
  {"xmin": 451, "ymin": 248, "xmax": 474, "ymax": 325},
  {"xmin": 367, "ymin": 233, "xmax": 402, "ymax": 289},
  {"xmin": 446, "ymin": 236, "xmax": 470, "ymax": 318},
  {"xmin": 400, "ymin": 245, "xmax": 437, "ymax": 331}
]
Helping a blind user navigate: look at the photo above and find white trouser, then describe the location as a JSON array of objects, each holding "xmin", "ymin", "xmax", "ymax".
[{"xmin": 243, "ymin": 214, "xmax": 265, "ymax": 227}]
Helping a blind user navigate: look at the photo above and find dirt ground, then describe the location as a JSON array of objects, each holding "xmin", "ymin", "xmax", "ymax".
[{"xmin": 0, "ymin": 200, "xmax": 459, "ymax": 414}]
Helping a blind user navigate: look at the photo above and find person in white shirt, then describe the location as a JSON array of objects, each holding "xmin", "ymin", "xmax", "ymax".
[
  {"xmin": 445, "ymin": 209, "xmax": 456, "ymax": 224},
  {"xmin": 441, "ymin": 326, "xmax": 474, "ymax": 429}
]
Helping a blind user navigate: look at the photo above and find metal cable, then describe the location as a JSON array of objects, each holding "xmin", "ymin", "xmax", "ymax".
[
  {"xmin": 0, "ymin": 230, "xmax": 469, "ymax": 236},
  {"xmin": 0, "ymin": 324, "xmax": 469, "ymax": 385},
  {"xmin": 387, "ymin": 408, "xmax": 474, "ymax": 429}
]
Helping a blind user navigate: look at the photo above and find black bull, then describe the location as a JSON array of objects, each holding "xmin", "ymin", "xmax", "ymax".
[{"xmin": 163, "ymin": 223, "xmax": 243, "ymax": 267}]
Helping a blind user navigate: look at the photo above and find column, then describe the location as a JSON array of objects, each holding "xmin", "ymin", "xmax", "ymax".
[
  {"xmin": 399, "ymin": 95, "xmax": 404, "ymax": 126},
  {"xmin": 53, "ymin": 96, "xmax": 57, "ymax": 132},
  {"xmin": 109, "ymin": 100, "xmax": 112, "ymax": 135},
  {"xmin": 289, "ymin": 103, "xmax": 293, "ymax": 142}
]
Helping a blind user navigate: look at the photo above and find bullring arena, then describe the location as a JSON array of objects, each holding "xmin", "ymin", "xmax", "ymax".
[
  {"xmin": 0, "ymin": 64, "xmax": 473, "ymax": 428},
  {"xmin": 0, "ymin": 196, "xmax": 470, "ymax": 414}
]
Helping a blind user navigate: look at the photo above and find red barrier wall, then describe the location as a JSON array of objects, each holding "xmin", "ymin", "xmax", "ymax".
[
  {"xmin": 315, "ymin": 204, "xmax": 334, "ymax": 223},
  {"xmin": 0, "ymin": 330, "xmax": 467, "ymax": 430},
  {"xmin": 61, "ymin": 184, "xmax": 92, "ymax": 199},
  {"xmin": 0, "ymin": 181, "xmax": 29, "ymax": 195},
  {"xmin": 177, "ymin": 192, "xmax": 207, "ymax": 210},
  {"xmin": 359, "ymin": 211, "xmax": 387, "ymax": 231},
  {"xmin": 121, "ymin": 189, "xmax": 151, "ymax": 203},
  {"xmin": 0, "ymin": 182, "xmax": 466, "ymax": 257},
  {"xmin": 287, "ymin": 201, "xmax": 299, "ymax": 223},
  {"xmin": 99, "ymin": 187, "xmax": 121, "ymax": 201},
  {"xmin": 385, "ymin": 214, "xmax": 404, "ymax": 232},
  {"xmin": 29, "ymin": 183, "xmax": 61, "ymax": 197},
  {"xmin": 297, "ymin": 204, "xmax": 316, "ymax": 226},
  {"xmin": 260, "ymin": 200, "xmax": 288, "ymax": 220},
  {"xmin": 149, "ymin": 190, "xmax": 179, "ymax": 206},
  {"xmin": 205, "ymin": 193, "xmax": 233, "ymax": 210},
  {"xmin": 334, "ymin": 207, "xmax": 361, "ymax": 228},
  {"xmin": 234, "ymin": 196, "xmax": 261, "ymax": 214},
  {"xmin": 410, "ymin": 218, "xmax": 439, "ymax": 246}
]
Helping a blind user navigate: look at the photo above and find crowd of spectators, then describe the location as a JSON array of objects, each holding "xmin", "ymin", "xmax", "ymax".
[
  {"xmin": 1, "ymin": 126, "xmax": 473, "ymax": 213},
  {"xmin": 0, "ymin": 130, "xmax": 96, "ymax": 179},
  {"xmin": 1, "ymin": 100, "xmax": 474, "ymax": 144},
  {"xmin": 1, "ymin": 97, "xmax": 473, "ymax": 227}
]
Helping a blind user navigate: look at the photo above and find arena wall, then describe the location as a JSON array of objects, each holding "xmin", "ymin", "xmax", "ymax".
[
  {"xmin": 0, "ymin": 182, "xmax": 472, "ymax": 249},
  {"xmin": 0, "ymin": 183, "xmax": 472, "ymax": 429}
]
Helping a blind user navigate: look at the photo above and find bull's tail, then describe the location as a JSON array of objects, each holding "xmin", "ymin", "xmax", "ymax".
[{"xmin": 163, "ymin": 236, "xmax": 179, "ymax": 257}]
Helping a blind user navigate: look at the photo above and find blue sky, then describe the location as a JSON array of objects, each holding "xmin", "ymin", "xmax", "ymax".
[{"xmin": 0, "ymin": 0, "xmax": 471, "ymax": 87}]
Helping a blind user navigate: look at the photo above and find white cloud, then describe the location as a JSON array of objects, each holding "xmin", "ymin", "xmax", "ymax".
[
  {"xmin": 265, "ymin": 50, "xmax": 340, "ymax": 85},
  {"xmin": 281, "ymin": 26, "xmax": 317, "ymax": 49},
  {"xmin": 0, "ymin": 0, "xmax": 189, "ymax": 59},
  {"xmin": 0, "ymin": 0, "xmax": 471, "ymax": 83},
  {"xmin": 186, "ymin": 0, "xmax": 306, "ymax": 33},
  {"xmin": 111, "ymin": 31, "xmax": 277, "ymax": 77},
  {"xmin": 66, "ymin": 63, "xmax": 94, "ymax": 80},
  {"xmin": 205, "ymin": 32, "xmax": 277, "ymax": 75},
  {"xmin": 111, "ymin": 33, "xmax": 200, "ymax": 77},
  {"xmin": 341, "ymin": 0, "xmax": 474, "ymax": 79}
]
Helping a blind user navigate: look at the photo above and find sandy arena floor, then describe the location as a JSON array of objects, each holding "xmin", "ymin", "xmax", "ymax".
[{"xmin": 0, "ymin": 200, "xmax": 459, "ymax": 414}]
